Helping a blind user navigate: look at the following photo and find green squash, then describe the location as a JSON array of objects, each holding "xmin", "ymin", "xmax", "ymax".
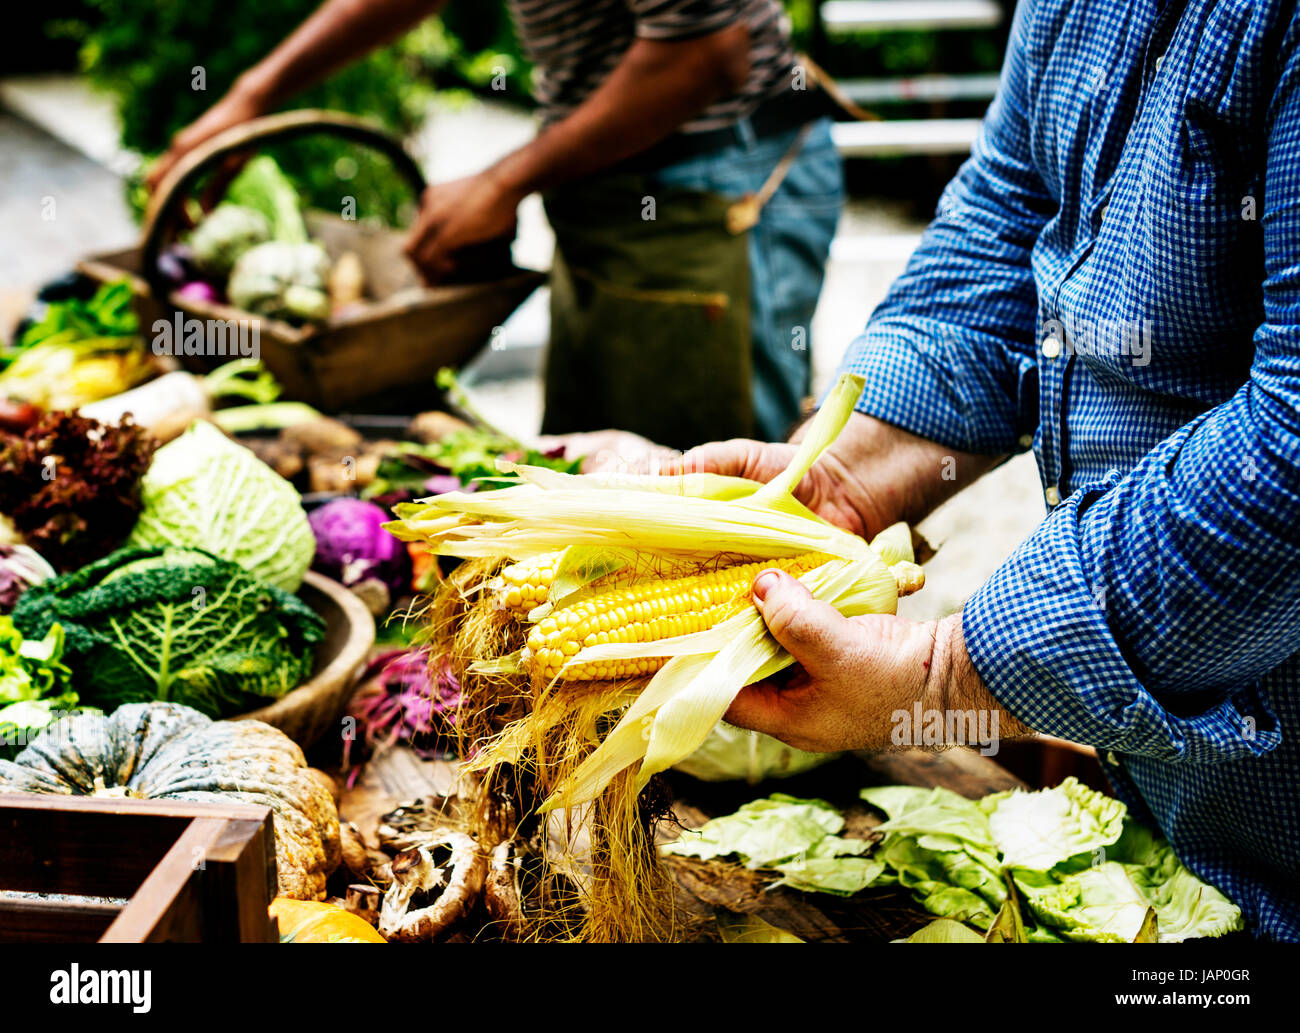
[{"xmin": 0, "ymin": 701, "xmax": 341, "ymax": 900}]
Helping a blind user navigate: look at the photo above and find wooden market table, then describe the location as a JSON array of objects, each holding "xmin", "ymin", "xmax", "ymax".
[{"xmin": 339, "ymin": 744, "xmax": 1026, "ymax": 943}]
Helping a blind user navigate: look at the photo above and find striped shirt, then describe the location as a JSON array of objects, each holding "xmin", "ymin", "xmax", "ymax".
[{"xmin": 506, "ymin": 0, "xmax": 796, "ymax": 133}]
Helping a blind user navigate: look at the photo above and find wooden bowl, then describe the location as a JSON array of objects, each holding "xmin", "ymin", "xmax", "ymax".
[{"xmin": 237, "ymin": 571, "xmax": 376, "ymax": 749}]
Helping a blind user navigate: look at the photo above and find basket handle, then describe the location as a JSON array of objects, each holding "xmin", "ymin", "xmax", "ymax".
[{"xmin": 141, "ymin": 108, "xmax": 428, "ymax": 294}]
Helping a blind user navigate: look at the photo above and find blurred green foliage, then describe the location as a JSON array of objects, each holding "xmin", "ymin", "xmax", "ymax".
[
  {"xmin": 46, "ymin": 0, "xmax": 1007, "ymax": 219},
  {"xmin": 48, "ymin": 1, "xmax": 530, "ymax": 224}
]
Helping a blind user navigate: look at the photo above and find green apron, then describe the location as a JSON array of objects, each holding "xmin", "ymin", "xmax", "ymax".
[{"xmin": 541, "ymin": 174, "xmax": 753, "ymax": 451}]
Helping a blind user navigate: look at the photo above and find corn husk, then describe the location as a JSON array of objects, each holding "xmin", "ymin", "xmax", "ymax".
[{"xmin": 389, "ymin": 373, "xmax": 924, "ymax": 941}]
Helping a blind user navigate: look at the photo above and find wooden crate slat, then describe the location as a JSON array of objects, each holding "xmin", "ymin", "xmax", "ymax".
[
  {"xmin": 0, "ymin": 805, "xmax": 188, "ymax": 897},
  {"xmin": 0, "ymin": 896, "xmax": 123, "ymax": 944},
  {"xmin": 0, "ymin": 795, "xmax": 277, "ymax": 942}
]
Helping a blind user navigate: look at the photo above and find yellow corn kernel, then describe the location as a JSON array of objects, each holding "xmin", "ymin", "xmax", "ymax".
[
  {"xmin": 524, "ymin": 553, "xmax": 831, "ymax": 682},
  {"xmin": 494, "ymin": 553, "xmax": 561, "ymax": 613}
]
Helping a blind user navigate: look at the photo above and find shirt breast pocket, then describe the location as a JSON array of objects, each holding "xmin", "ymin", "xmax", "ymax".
[
  {"xmin": 1141, "ymin": 8, "xmax": 1264, "ymax": 340},
  {"xmin": 1172, "ymin": 0, "xmax": 1262, "ymax": 208}
]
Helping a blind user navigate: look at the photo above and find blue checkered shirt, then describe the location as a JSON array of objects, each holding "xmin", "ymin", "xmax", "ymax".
[{"xmin": 839, "ymin": 0, "xmax": 1300, "ymax": 939}]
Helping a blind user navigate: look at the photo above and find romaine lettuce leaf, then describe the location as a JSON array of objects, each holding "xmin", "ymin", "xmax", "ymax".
[
  {"xmin": 663, "ymin": 793, "xmax": 846, "ymax": 869},
  {"xmin": 773, "ymin": 857, "xmax": 885, "ymax": 896}
]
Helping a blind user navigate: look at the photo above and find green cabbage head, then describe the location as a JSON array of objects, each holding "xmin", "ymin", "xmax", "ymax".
[
  {"xmin": 190, "ymin": 203, "xmax": 272, "ymax": 277},
  {"xmin": 228, "ymin": 241, "xmax": 332, "ymax": 323},
  {"xmin": 12, "ymin": 546, "xmax": 324, "ymax": 718},
  {"xmin": 129, "ymin": 420, "xmax": 315, "ymax": 592}
]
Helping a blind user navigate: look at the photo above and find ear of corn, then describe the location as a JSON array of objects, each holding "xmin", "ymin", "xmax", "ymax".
[
  {"xmin": 392, "ymin": 374, "xmax": 927, "ymax": 814},
  {"xmin": 539, "ymin": 553, "xmax": 899, "ymax": 810},
  {"xmin": 522, "ymin": 552, "xmax": 833, "ymax": 682}
]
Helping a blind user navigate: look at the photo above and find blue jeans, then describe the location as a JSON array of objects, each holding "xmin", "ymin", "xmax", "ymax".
[{"xmin": 648, "ymin": 117, "xmax": 844, "ymax": 441}]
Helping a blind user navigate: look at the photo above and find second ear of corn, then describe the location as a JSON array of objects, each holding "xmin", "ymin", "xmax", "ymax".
[{"xmin": 493, "ymin": 553, "xmax": 561, "ymax": 613}]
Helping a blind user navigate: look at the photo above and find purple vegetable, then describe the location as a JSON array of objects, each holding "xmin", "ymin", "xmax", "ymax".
[
  {"xmin": 0, "ymin": 544, "xmax": 56, "ymax": 614},
  {"xmin": 175, "ymin": 280, "xmax": 219, "ymax": 304},
  {"xmin": 156, "ymin": 243, "xmax": 197, "ymax": 286},
  {"xmin": 422, "ymin": 474, "xmax": 465, "ymax": 496},
  {"xmin": 342, "ymin": 648, "xmax": 461, "ymax": 779},
  {"xmin": 307, "ymin": 497, "xmax": 411, "ymax": 602}
]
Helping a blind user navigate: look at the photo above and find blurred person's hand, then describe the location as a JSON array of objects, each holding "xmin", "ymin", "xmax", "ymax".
[
  {"xmin": 146, "ymin": 87, "xmax": 268, "ymax": 193},
  {"xmin": 536, "ymin": 429, "xmax": 680, "ymax": 474},
  {"xmin": 403, "ymin": 171, "xmax": 524, "ymax": 284}
]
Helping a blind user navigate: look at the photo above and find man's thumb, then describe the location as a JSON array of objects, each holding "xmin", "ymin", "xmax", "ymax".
[{"xmin": 751, "ymin": 569, "xmax": 852, "ymax": 669}]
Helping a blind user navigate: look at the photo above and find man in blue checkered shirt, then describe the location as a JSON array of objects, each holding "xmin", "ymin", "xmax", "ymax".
[{"xmin": 685, "ymin": 0, "xmax": 1300, "ymax": 939}]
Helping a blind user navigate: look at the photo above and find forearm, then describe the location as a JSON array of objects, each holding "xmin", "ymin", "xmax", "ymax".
[
  {"xmin": 491, "ymin": 25, "xmax": 749, "ymax": 198},
  {"xmin": 234, "ymin": 0, "xmax": 443, "ymax": 109},
  {"xmin": 802, "ymin": 411, "xmax": 1002, "ymax": 531},
  {"xmin": 924, "ymin": 614, "xmax": 1032, "ymax": 741}
]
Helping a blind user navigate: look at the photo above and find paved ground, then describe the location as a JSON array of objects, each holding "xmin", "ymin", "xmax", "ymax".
[
  {"xmin": 0, "ymin": 111, "xmax": 136, "ymax": 294},
  {"xmin": 0, "ymin": 79, "xmax": 1047, "ymax": 619}
]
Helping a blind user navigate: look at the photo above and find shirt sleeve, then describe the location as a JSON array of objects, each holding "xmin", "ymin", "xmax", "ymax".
[
  {"xmin": 960, "ymin": 17, "xmax": 1300, "ymax": 765},
  {"xmin": 629, "ymin": 0, "xmax": 742, "ymax": 41},
  {"xmin": 837, "ymin": 0, "xmax": 1052, "ymax": 455}
]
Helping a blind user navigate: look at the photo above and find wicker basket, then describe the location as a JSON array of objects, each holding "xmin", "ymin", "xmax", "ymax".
[
  {"xmin": 237, "ymin": 570, "xmax": 375, "ymax": 749},
  {"xmin": 78, "ymin": 109, "xmax": 544, "ymax": 412}
]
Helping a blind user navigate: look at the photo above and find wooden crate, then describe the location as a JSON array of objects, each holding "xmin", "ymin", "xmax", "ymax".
[{"xmin": 0, "ymin": 794, "xmax": 278, "ymax": 943}]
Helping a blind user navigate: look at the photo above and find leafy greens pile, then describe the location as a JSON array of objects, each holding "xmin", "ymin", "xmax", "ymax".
[
  {"xmin": 665, "ymin": 779, "xmax": 1244, "ymax": 943},
  {"xmin": 0, "ymin": 616, "xmax": 82, "ymax": 761},
  {"xmin": 865, "ymin": 779, "xmax": 1242, "ymax": 942},
  {"xmin": 663, "ymin": 793, "xmax": 884, "ymax": 895},
  {"xmin": 0, "ymin": 282, "xmax": 156, "ymax": 411},
  {"xmin": 0, "ymin": 411, "xmax": 156, "ymax": 571},
  {"xmin": 12, "ymin": 546, "xmax": 324, "ymax": 719},
  {"xmin": 7, "ymin": 280, "xmax": 137, "ymax": 356},
  {"xmin": 225, "ymin": 156, "xmax": 309, "ymax": 246}
]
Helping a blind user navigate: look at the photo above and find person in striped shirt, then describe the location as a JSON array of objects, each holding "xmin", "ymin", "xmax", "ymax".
[{"xmin": 149, "ymin": 0, "xmax": 844, "ymax": 443}]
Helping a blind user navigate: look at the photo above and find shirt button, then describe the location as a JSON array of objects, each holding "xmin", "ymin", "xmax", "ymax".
[
  {"xmin": 1018, "ymin": 433, "xmax": 1034, "ymax": 448},
  {"xmin": 1099, "ymin": 203, "xmax": 1109, "ymax": 223},
  {"xmin": 1154, "ymin": 55, "xmax": 1165, "ymax": 74},
  {"xmin": 1106, "ymin": 750, "xmax": 1119, "ymax": 765},
  {"xmin": 1045, "ymin": 485, "xmax": 1061, "ymax": 506},
  {"xmin": 1041, "ymin": 334, "xmax": 1062, "ymax": 359}
]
